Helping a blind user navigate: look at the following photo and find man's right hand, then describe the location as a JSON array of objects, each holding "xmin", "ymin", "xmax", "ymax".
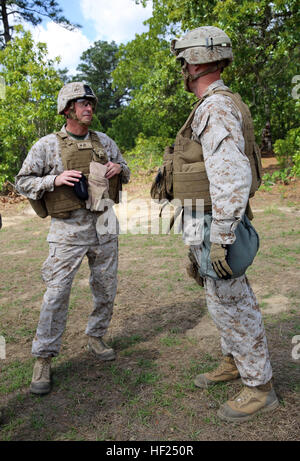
[{"xmin": 54, "ymin": 170, "xmax": 82, "ymax": 187}]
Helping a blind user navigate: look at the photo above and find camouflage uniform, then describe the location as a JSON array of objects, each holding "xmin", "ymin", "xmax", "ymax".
[
  {"xmin": 188, "ymin": 80, "xmax": 272, "ymax": 386},
  {"xmin": 16, "ymin": 126, "xmax": 130, "ymax": 357}
]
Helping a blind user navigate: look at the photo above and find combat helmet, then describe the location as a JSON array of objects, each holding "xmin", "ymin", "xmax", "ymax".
[
  {"xmin": 57, "ymin": 82, "xmax": 98, "ymax": 115},
  {"xmin": 171, "ymin": 26, "xmax": 233, "ymax": 91}
]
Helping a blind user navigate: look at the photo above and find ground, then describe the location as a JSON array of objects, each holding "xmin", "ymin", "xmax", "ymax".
[{"xmin": 0, "ymin": 158, "xmax": 299, "ymax": 441}]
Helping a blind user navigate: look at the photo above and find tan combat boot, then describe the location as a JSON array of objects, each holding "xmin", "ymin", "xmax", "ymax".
[
  {"xmin": 217, "ymin": 380, "xmax": 279, "ymax": 422},
  {"xmin": 87, "ymin": 336, "xmax": 116, "ymax": 361},
  {"xmin": 194, "ymin": 355, "xmax": 240, "ymax": 388},
  {"xmin": 30, "ymin": 357, "xmax": 52, "ymax": 395}
]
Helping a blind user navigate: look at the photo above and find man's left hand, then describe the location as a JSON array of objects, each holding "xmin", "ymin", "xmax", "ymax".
[
  {"xmin": 105, "ymin": 162, "xmax": 122, "ymax": 179},
  {"xmin": 210, "ymin": 243, "xmax": 233, "ymax": 279}
]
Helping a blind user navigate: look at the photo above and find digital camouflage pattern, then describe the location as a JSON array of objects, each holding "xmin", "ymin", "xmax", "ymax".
[
  {"xmin": 191, "ymin": 79, "xmax": 252, "ymax": 245},
  {"xmin": 32, "ymin": 239, "xmax": 118, "ymax": 357},
  {"xmin": 187, "ymin": 79, "xmax": 273, "ymax": 386},
  {"xmin": 16, "ymin": 127, "xmax": 129, "ymax": 358},
  {"xmin": 16, "ymin": 126, "xmax": 130, "ymax": 245},
  {"xmin": 204, "ymin": 275, "xmax": 273, "ymax": 386},
  {"xmin": 171, "ymin": 26, "xmax": 233, "ymax": 66},
  {"xmin": 57, "ymin": 82, "xmax": 98, "ymax": 114}
]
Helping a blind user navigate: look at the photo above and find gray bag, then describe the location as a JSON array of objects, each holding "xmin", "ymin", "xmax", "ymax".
[{"xmin": 199, "ymin": 213, "xmax": 259, "ymax": 280}]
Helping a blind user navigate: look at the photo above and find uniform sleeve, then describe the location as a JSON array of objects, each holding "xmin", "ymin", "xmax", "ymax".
[
  {"xmin": 96, "ymin": 133, "xmax": 131, "ymax": 184},
  {"xmin": 15, "ymin": 139, "xmax": 57, "ymax": 200},
  {"xmin": 192, "ymin": 95, "xmax": 252, "ymax": 245}
]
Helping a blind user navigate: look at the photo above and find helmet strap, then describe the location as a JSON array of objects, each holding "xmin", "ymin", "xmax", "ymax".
[{"xmin": 182, "ymin": 60, "xmax": 226, "ymax": 92}]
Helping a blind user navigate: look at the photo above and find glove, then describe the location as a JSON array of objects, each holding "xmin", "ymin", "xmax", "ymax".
[{"xmin": 209, "ymin": 243, "xmax": 233, "ymax": 279}]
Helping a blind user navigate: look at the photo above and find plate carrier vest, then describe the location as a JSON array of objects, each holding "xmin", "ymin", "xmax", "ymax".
[
  {"xmin": 151, "ymin": 88, "xmax": 262, "ymax": 213},
  {"xmin": 29, "ymin": 130, "xmax": 121, "ymax": 219}
]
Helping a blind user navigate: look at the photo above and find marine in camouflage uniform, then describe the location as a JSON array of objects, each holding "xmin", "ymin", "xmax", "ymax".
[
  {"xmin": 171, "ymin": 27, "xmax": 279, "ymax": 422},
  {"xmin": 15, "ymin": 82, "xmax": 130, "ymax": 395}
]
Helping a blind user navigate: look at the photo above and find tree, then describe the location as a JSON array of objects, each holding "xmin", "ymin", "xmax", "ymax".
[
  {"xmin": 124, "ymin": 0, "xmax": 299, "ymax": 146},
  {"xmin": 109, "ymin": 31, "xmax": 197, "ymax": 151},
  {"xmin": 0, "ymin": 0, "xmax": 80, "ymax": 47},
  {"xmin": 0, "ymin": 27, "xmax": 63, "ymax": 188},
  {"xmin": 141, "ymin": 0, "xmax": 300, "ymax": 139},
  {"xmin": 73, "ymin": 40, "xmax": 128, "ymax": 133}
]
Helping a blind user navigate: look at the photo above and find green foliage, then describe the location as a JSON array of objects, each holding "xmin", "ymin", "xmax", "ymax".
[
  {"xmin": 0, "ymin": 0, "xmax": 80, "ymax": 47},
  {"xmin": 126, "ymin": 133, "xmax": 173, "ymax": 173},
  {"xmin": 73, "ymin": 40, "xmax": 127, "ymax": 132},
  {"xmin": 0, "ymin": 27, "xmax": 63, "ymax": 189},
  {"xmin": 262, "ymin": 169, "xmax": 293, "ymax": 189},
  {"xmin": 107, "ymin": 105, "xmax": 142, "ymax": 151},
  {"xmin": 261, "ymin": 127, "xmax": 300, "ymax": 189},
  {"xmin": 111, "ymin": 31, "xmax": 196, "ymax": 150},
  {"xmin": 123, "ymin": 0, "xmax": 300, "ymax": 148},
  {"xmin": 273, "ymin": 127, "xmax": 300, "ymax": 174}
]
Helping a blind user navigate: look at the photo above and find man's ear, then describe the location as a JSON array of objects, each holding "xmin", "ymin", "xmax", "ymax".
[
  {"xmin": 64, "ymin": 102, "xmax": 73, "ymax": 118},
  {"xmin": 64, "ymin": 104, "xmax": 70, "ymax": 116}
]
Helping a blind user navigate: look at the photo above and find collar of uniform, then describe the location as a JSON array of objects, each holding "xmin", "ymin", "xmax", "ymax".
[
  {"xmin": 61, "ymin": 124, "xmax": 90, "ymax": 141},
  {"xmin": 202, "ymin": 79, "xmax": 229, "ymax": 98}
]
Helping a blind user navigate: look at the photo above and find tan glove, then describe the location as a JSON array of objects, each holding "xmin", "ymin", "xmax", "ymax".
[
  {"xmin": 209, "ymin": 243, "xmax": 233, "ymax": 279},
  {"xmin": 86, "ymin": 161, "xmax": 109, "ymax": 212}
]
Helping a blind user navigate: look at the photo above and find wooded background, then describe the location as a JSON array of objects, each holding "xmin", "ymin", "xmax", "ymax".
[{"xmin": 0, "ymin": 0, "xmax": 299, "ymax": 189}]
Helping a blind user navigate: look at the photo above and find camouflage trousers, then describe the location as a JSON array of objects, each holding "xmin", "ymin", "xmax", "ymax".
[
  {"xmin": 190, "ymin": 240, "xmax": 273, "ymax": 386},
  {"xmin": 204, "ymin": 275, "xmax": 273, "ymax": 386},
  {"xmin": 32, "ymin": 238, "xmax": 118, "ymax": 358}
]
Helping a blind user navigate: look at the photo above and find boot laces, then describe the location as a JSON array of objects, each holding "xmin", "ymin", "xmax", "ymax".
[
  {"xmin": 211, "ymin": 358, "xmax": 234, "ymax": 375},
  {"xmin": 233, "ymin": 386, "xmax": 257, "ymax": 406},
  {"xmin": 36, "ymin": 358, "xmax": 51, "ymax": 380}
]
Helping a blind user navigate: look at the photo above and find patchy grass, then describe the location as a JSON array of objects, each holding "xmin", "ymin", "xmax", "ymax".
[{"xmin": 0, "ymin": 176, "xmax": 300, "ymax": 441}]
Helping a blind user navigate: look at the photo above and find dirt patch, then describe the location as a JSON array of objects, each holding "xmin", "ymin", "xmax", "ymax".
[
  {"xmin": 262, "ymin": 295, "xmax": 290, "ymax": 315},
  {"xmin": 0, "ymin": 173, "xmax": 300, "ymax": 441}
]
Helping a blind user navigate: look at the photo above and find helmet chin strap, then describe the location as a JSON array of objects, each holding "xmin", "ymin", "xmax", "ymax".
[{"xmin": 182, "ymin": 60, "xmax": 225, "ymax": 92}]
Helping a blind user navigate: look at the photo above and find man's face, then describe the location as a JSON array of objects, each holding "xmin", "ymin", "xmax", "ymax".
[
  {"xmin": 65, "ymin": 98, "xmax": 95, "ymax": 126},
  {"xmin": 73, "ymin": 98, "xmax": 94, "ymax": 125}
]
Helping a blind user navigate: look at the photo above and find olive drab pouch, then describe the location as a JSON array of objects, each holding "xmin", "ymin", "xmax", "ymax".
[
  {"xmin": 28, "ymin": 197, "xmax": 49, "ymax": 218},
  {"xmin": 86, "ymin": 161, "xmax": 109, "ymax": 212},
  {"xmin": 150, "ymin": 146, "xmax": 174, "ymax": 201}
]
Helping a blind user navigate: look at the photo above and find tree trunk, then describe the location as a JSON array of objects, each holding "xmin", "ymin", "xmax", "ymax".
[{"xmin": 0, "ymin": 0, "xmax": 12, "ymax": 45}]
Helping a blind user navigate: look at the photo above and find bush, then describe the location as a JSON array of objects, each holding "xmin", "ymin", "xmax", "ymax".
[
  {"xmin": 273, "ymin": 127, "xmax": 300, "ymax": 174},
  {"xmin": 125, "ymin": 133, "xmax": 173, "ymax": 173}
]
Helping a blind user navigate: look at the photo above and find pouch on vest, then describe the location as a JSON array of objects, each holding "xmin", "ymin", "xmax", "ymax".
[
  {"xmin": 150, "ymin": 146, "xmax": 174, "ymax": 201},
  {"xmin": 108, "ymin": 173, "xmax": 122, "ymax": 204},
  {"xmin": 198, "ymin": 214, "xmax": 259, "ymax": 280},
  {"xmin": 28, "ymin": 197, "xmax": 48, "ymax": 218},
  {"xmin": 86, "ymin": 161, "xmax": 109, "ymax": 212}
]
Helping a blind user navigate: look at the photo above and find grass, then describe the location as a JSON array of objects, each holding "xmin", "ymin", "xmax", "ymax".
[
  {"xmin": 0, "ymin": 185, "xmax": 300, "ymax": 441},
  {"xmin": 0, "ymin": 359, "xmax": 34, "ymax": 394}
]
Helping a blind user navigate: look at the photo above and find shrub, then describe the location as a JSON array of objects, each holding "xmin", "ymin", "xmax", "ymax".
[
  {"xmin": 273, "ymin": 127, "xmax": 300, "ymax": 174},
  {"xmin": 125, "ymin": 133, "xmax": 173, "ymax": 173}
]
